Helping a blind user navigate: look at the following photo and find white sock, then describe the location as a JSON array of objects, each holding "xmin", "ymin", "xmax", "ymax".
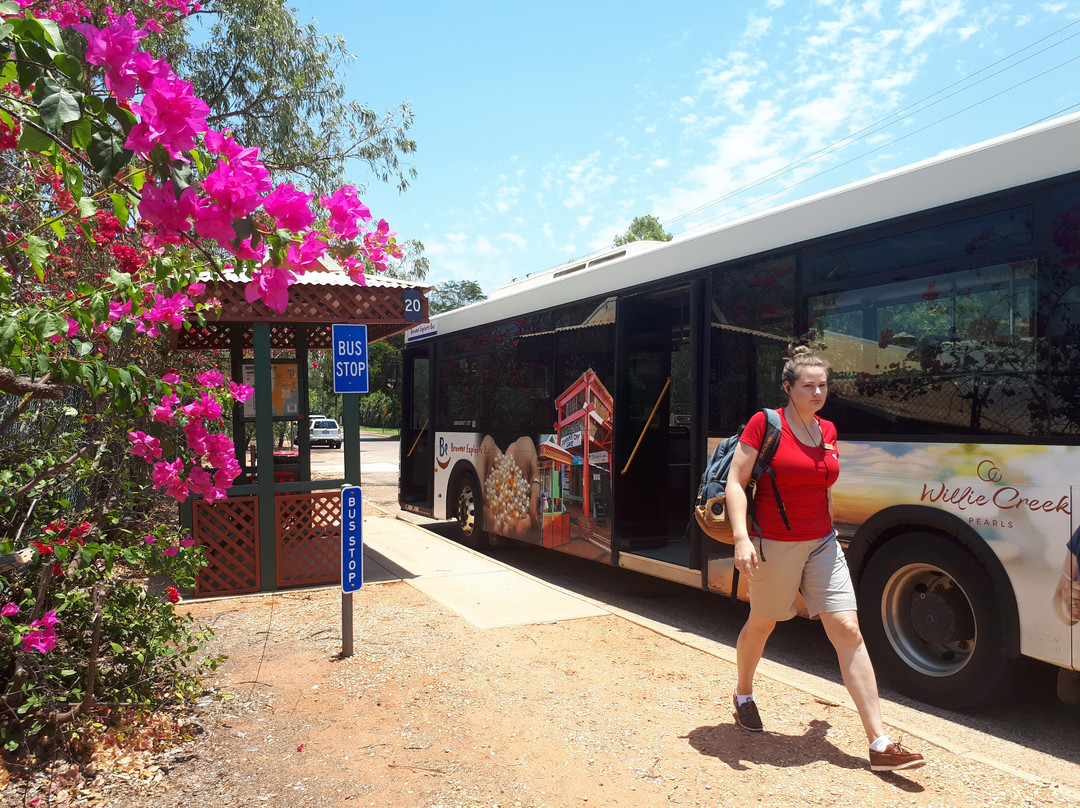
[
  {"xmin": 869, "ymin": 734, "xmax": 893, "ymax": 752},
  {"xmin": 735, "ymin": 693, "xmax": 755, "ymax": 707}
]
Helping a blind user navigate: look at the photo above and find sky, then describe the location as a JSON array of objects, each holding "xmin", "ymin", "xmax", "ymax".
[{"xmin": 291, "ymin": 0, "xmax": 1080, "ymax": 296}]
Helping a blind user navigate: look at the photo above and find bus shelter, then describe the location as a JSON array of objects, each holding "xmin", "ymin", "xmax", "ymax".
[{"xmin": 173, "ymin": 258, "xmax": 430, "ymax": 596}]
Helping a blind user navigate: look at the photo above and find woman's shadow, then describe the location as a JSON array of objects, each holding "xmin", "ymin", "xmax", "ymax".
[{"xmin": 686, "ymin": 718, "xmax": 924, "ymax": 792}]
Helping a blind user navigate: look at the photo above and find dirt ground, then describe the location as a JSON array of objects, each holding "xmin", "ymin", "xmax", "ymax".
[{"xmin": 4, "ymin": 571, "xmax": 1076, "ymax": 808}]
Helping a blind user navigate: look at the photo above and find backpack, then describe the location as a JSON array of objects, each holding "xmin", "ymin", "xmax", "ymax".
[{"xmin": 693, "ymin": 408, "xmax": 790, "ymax": 544}]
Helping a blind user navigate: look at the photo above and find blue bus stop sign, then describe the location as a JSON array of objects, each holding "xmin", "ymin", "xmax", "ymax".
[
  {"xmin": 341, "ymin": 486, "xmax": 363, "ymax": 593},
  {"xmin": 332, "ymin": 324, "xmax": 369, "ymax": 394}
]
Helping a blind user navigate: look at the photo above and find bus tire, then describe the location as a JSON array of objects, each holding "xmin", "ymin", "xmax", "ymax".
[
  {"xmin": 857, "ymin": 532, "xmax": 1022, "ymax": 710},
  {"xmin": 451, "ymin": 471, "xmax": 488, "ymax": 550}
]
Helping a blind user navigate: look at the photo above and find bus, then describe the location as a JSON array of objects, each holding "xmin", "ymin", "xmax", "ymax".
[{"xmin": 399, "ymin": 112, "xmax": 1080, "ymax": 710}]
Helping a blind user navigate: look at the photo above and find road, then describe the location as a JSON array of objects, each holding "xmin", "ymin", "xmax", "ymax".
[{"xmin": 317, "ymin": 438, "xmax": 1080, "ymax": 793}]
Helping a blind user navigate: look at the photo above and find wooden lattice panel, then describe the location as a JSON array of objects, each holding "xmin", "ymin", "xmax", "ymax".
[
  {"xmin": 193, "ymin": 496, "xmax": 260, "ymax": 597},
  {"xmin": 275, "ymin": 491, "xmax": 342, "ymax": 588}
]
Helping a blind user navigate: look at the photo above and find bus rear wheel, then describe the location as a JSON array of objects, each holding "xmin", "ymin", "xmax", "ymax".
[
  {"xmin": 451, "ymin": 472, "xmax": 488, "ymax": 550},
  {"xmin": 857, "ymin": 533, "xmax": 1022, "ymax": 709}
]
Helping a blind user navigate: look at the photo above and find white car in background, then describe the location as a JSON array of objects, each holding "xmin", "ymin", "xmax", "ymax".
[{"xmin": 309, "ymin": 418, "xmax": 343, "ymax": 448}]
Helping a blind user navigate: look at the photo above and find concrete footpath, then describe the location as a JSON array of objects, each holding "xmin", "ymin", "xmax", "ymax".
[{"xmin": 358, "ymin": 512, "xmax": 1080, "ymax": 798}]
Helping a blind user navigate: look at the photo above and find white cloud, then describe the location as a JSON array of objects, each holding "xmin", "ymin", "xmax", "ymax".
[
  {"xmin": 746, "ymin": 13, "xmax": 772, "ymax": 39},
  {"xmin": 500, "ymin": 232, "xmax": 527, "ymax": 250},
  {"xmin": 559, "ymin": 153, "xmax": 618, "ymax": 209},
  {"xmin": 577, "ymin": 214, "xmax": 593, "ymax": 229}
]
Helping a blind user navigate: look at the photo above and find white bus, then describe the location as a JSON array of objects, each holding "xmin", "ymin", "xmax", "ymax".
[{"xmin": 400, "ymin": 112, "xmax": 1080, "ymax": 709}]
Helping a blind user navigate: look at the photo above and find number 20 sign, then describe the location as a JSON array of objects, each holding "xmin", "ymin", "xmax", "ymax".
[{"xmin": 403, "ymin": 288, "xmax": 423, "ymax": 322}]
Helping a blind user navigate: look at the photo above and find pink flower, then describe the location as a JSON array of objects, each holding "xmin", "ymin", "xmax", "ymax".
[
  {"xmin": 202, "ymin": 156, "xmax": 269, "ymax": 220},
  {"xmin": 127, "ymin": 430, "xmax": 163, "ymax": 460},
  {"xmin": 179, "ymin": 536, "xmax": 196, "ymax": 548},
  {"xmin": 144, "ymin": 292, "xmax": 193, "ymax": 331},
  {"xmin": 73, "ymin": 16, "xmax": 148, "ymax": 99},
  {"xmin": 187, "ymin": 282, "xmax": 206, "ymax": 297},
  {"xmin": 152, "ymin": 393, "xmax": 179, "ymax": 425},
  {"xmin": 191, "ymin": 199, "xmax": 238, "ymax": 241},
  {"xmin": 162, "ymin": 371, "xmax": 181, "ymax": 384},
  {"xmin": 143, "ymin": 534, "xmax": 157, "ymax": 543},
  {"xmin": 166, "ymin": 586, "xmax": 180, "ymax": 604},
  {"xmin": 196, "ymin": 370, "xmax": 226, "ymax": 388},
  {"xmin": 139, "ymin": 182, "xmax": 198, "ymax": 236},
  {"xmin": 162, "ymin": 546, "xmax": 179, "ymax": 557},
  {"xmin": 229, "ymin": 381, "xmax": 254, "ymax": 402},
  {"xmin": 152, "ymin": 458, "xmax": 188, "ymax": 502},
  {"xmin": 22, "ymin": 627, "xmax": 58, "ymax": 654},
  {"xmin": 285, "ymin": 231, "xmax": 328, "ymax": 272},
  {"xmin": 33, "ymin": 610, "xmax": 59, "ymax": 629},
  {"xmin": 263, "ymin": 183, "xmax": 315, "ymax": 232},
  {"xmin": 244, "ymin": 263, "xmax": 296, "ymax": 313},
  {"xmin": 320, "ymin": 186, "xmax": 371, "ymax": 240},
  {"xmin": 109, "ymin": 300, "xmax": 132, "ymax": 321},
  {"xmin": 1, "ymin": 603, "xmax": 18, "ymax": 618},
  {"xmin": 186, "ymin": 466, "xmax": 213, "ymax": 496},
  {"xmin": 126, "ymin": 74, "xmax": 209, "ymax": 160}
]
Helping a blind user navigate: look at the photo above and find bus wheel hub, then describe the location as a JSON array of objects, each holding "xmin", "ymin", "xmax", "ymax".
[{"xmin": 909, "ymin": 588, "xmax": 973, "ymax": 645}]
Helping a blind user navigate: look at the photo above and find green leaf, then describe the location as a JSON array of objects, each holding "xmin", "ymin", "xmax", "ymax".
[
  {"xmin": 110, "ymin": 269, "xmax": 132, "ymax": 297},
  {"xmin": 88, "ymin": 292, "xmax": 108, "ymax": 323},
  {"xmin": 110, "ymin": 642, "xmax": 124, "ymax": 655},
  {"xmin": 77, "ymin": 196, "xmax": 97, "ymax": 219},
  {"xmin": 104, "ymin": 97, "xmax": 135, "ymax": 132},
  {"xmin": 48, "ymin": 219, "xmax": 66, "ymax": 241},
  {"xmin": 88, "ymin": 131, "xmax": 131, "ymax": 180},
  {"xmin": 16, "ymin": 122, "xmax": 54, "ymax": 155},
  {"xmin": 41, "ymin": 312, "xmax": 68, "ymax": 341},
  {"xmin": 0, "ymin": 317, "xmax": 19, "ymax": 357},
  {"xmin": 169, "ymin": 161, "xmax": 193, "ymax": 193},
  {"xmin": 52, "ymin": 52, "xmax": 82, "ymax": 81},
  {"xmin": 70, "ymin": 115, "xmax": 92, "ymax": 150},
  {"xmin": 37, "ymin": 18, "xmax": 64, "ymax": 52},
  {"xmin": 35, "ymin": 77, "xmax": 82, "ymax": 130},
  {"xmin": 22, "ymin": 235, "xmax": 49, "ymax": 281},
  {"xmin": 13, "ymin": 39, "xmax": 46, "ymax": 89},
  {"xmin": 110, "ymin": 193, "xmax": 131, "ymax": 227},
  {"xmin": 0, "ymin": 2, "xmax": 20, "ymax": 14},
  {"xmin": 62, "ymin": 160, "xmax": 84, "ymax": 200}
]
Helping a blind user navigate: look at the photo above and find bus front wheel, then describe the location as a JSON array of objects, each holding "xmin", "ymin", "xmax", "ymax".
[
  {"xmin": 451, "ymin": 472, "xmax": 488, "ymax": 550},
  {"xmin": 857, "ymin": 533, "xmax": 1021, "ymax": 709}
]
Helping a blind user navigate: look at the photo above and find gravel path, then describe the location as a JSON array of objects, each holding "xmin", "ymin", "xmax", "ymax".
[{"xmin": 8, "ymin": 576, "xmax": 1075, "ymax": 808}]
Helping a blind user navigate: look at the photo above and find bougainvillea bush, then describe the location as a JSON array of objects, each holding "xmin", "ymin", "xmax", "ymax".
[{"xmin": 0, "ymin": 0, "xmax": 400, "ymax": 755}]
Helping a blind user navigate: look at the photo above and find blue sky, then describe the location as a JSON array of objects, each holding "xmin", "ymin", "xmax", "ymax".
[{"xmin": 292, "ymin": 0, "xmax": 1080, "ymax": 295}]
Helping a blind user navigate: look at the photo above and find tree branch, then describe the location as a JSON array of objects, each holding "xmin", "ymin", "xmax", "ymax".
[
  {"xmin": 11, "ymin": 442, "xmax": 102, "ymax": 499},
  {"xmin": 0, "ymin": 369, "xmax": 67, "ymax": 400}
]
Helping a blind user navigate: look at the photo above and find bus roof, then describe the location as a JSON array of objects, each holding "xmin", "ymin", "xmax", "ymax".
[{"xmin": 409, "ymin": 110, "xmax": 1080, "ymax": 343}]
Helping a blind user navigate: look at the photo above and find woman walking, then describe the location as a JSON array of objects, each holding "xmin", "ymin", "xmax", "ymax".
[{"xmin": 726, "ymin": 345, "xmax": 925, "ymax": 773}]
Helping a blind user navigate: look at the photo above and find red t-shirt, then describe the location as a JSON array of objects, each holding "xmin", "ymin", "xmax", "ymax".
[{"xmin": 738, "ymin": 409, "xmax": 839, "ymax": 542}]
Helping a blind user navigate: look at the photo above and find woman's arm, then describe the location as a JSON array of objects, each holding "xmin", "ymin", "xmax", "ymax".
[{"xmin": 728, "ymin": 441, "xmax": 760, "ymax": 576}]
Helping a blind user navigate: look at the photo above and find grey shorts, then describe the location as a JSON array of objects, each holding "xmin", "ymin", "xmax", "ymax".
[{"xmin": 748, "ymin": 531, "xmax": 857, "ymax": 621}]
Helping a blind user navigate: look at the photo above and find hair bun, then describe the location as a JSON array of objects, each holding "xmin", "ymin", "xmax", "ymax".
[{"xmin": 788, "ymin": 343, "xmax": 814, "ymax": 359}]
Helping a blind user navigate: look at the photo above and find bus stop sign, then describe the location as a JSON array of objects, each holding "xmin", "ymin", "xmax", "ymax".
[
  {"xmin": 341, "ymin": 485, "xmax": 363, "ymax": 593},
  {"xmin": 332, "ymin": 324, "xmax": 369, "ymax": 394}
]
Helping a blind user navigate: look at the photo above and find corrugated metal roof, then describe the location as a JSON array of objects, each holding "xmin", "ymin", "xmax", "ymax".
[{"xmin": 209, "ymin": 254, "xmax": 432, "ymax": 291}]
